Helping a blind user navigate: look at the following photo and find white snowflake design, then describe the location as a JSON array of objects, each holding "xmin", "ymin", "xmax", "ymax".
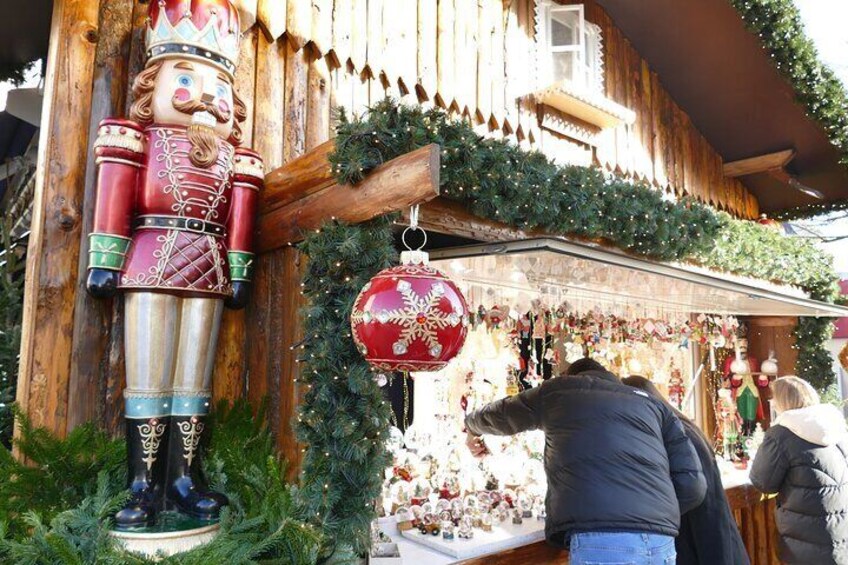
[{"xmin": 362, "ymin": 279, "xmax": 463, "ymax": 358}]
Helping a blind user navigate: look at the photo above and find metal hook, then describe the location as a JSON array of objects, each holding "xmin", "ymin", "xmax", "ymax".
[{"xmin": 401, "ymin": 226, "xmax": 428, "ymax": 251}]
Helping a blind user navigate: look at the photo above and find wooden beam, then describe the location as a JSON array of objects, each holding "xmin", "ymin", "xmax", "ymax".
[
  {"xmin": 405, "ymin": 197, "xmax": 538, "ymax": 242},
  {"xmin": 261, "ymin": 139, "xmax": 335, "ymax": 212},
  {"xmin": 723, "ymin": 149, "xmax": 795, "ymax": 178},
  {"xmin": 256, "ymin": 143, "xmax": 441, "ymax": 251}
]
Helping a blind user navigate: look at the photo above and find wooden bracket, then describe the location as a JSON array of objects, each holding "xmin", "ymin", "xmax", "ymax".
[
  {"xmin": 723, "ymin": 149, "xmax": 795, "ymax": 178},
  {"xmin": 256, "ymin": 142, "xmax": 441, "ymax": 252}
]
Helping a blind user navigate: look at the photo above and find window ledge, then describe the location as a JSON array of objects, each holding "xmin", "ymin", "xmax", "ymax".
[{"xmin": 535, "ymin": 81, "xmax": 636, "ymax": 129}]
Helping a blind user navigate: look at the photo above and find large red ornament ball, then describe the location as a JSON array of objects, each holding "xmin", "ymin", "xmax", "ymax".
[{"xmin": 351, "ymin": 263, "xmax": 469, "ymax": 372}]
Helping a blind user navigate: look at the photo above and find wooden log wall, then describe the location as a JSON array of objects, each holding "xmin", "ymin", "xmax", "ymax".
[{"xmin": 20, "ymin": 0, "xmax": 762, "ymax": 468}]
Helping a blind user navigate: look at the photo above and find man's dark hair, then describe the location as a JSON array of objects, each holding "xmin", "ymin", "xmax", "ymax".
[{"xmin": 566, "ymin": 358, "xmax": 606, "ymax": 376}]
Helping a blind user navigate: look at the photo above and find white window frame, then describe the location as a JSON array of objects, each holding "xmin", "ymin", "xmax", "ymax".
[{"xmin": 536, "ymin": 2, "xmax": 604, "ymax": 94}]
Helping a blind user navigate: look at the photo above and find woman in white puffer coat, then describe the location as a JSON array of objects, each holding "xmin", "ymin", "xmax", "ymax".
[{"xmin": 750, "ymin": 376, "xmax": 848, "ymax": 565}]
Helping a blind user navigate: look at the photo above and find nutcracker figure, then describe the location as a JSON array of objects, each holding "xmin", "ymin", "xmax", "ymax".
[
  {"xmin": 86, "ymin": 0, "xmax": 263, "ymax": 530},
  {"xmin": 723, "ymin": 338, "xmax": 765, "ymax": 436}
]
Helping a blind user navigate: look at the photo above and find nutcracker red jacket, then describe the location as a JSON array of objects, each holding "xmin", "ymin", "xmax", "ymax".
[{"xmin": 465, "ymin": 368, "xmax": 707, "ymax": 549}]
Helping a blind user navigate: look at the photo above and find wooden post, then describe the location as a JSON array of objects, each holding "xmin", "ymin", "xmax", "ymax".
[
  {"xmin": 490, "ymin": 0, "xmax": 505, "ymax": 130},
  {"xmin": 212, "ymin": 26, "xmax": 259, "ymax": 406},
  {"xmin": 435, "ymin": 0, "xmax": 455, "ymax": 109},
  {"xmin": 287, "ymin": 0, "xmax": 311, "ymax": 52},
  {"xmin": 350, "ymin": 0, "xmax": 367, "ymax": 73},
  {"xmin": 16, "ymin": 0, "xmax": 102, "ymax": 437},
  {"xmin": 64, "ymin": 0, "xmax": 135, "ymax": 432},
  {"xmin": 245, "ymin": 32, "xmax": 286, "ymax": 424},
  {"xmin": 257, "ymin": 0, "xmax": 286, "ymax": 41},
  {"xmin": 332, "ymin": 0, "xmax": 353, "ymax": 68}
]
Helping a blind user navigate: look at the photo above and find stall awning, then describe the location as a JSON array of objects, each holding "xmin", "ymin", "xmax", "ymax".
[{"xmin": 429, "ymin": 238, "xmax": 848, "ymax": 319}]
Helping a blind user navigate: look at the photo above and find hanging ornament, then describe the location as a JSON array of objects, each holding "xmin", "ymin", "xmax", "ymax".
[
  {"xmin": 350, "ymin": 206, "xmax": 469, "ymax": 372},
  {"xmin": 760, "ymin": 351, "xmax": 779, "ymax": 376}
]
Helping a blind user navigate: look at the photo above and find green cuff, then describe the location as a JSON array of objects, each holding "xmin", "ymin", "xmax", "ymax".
[
  {"xmin": 228, "ymin": 251, "xmax": 255, "ymax": 282},
  {"xmin": 88, "ymin": 233, "xmax": 131, "ymax": 271}
]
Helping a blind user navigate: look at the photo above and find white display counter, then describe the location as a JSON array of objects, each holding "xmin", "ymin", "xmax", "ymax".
[{"xmin": 375, "ymin": 469, "xmax": 752, "ymax": 564}]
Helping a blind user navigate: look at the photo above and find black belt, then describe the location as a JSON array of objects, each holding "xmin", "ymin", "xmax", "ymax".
[{"xmin": 134, "ymin": 216, "xmax": 226, "ymax": 237}]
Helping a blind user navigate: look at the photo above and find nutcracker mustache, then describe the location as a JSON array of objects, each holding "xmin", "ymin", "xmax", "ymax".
[
  {"xmin": 171, "ymin": 96, "xmax": 232, "ymax": 123},
  {"xmin": 171, "ymin": 96, "xmax": 229, "ymax": 168}
]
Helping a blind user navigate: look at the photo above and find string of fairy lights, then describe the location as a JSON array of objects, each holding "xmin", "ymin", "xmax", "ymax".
[
  {"xmin": 731, "ymin": 0, "xmax": 848, "ymax": 170},
  {"xmin": 731, "ymin": 0, "xmax": 848, "ymax": 219}
]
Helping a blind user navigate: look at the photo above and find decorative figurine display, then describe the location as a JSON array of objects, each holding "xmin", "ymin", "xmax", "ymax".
[
  {"xmin": 723, "ymin": 338, "xmax": 765, "ymax": 435},
  {"xmin": 667, "ymin": 367, "xmax": 686, "ymax": 411},
  {"xmin": 86, "ymin": 0, "xmax": 263, "ymax": 530}
]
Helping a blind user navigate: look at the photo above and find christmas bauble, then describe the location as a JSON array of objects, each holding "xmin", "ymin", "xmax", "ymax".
[
  {"xmin": 351, "ymin": 262, "xmax": 469, "ymax": 372},
  {"xmin": 730, "ymin": 358, "xmax": 750, "ymax": 375},
  {"xmin": 761, "ymin": 357, "xmax": 778, "ymax": 376}
]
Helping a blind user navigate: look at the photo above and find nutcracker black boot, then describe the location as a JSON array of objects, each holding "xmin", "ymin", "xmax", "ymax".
[
  {"xmin": 166, "ymin": 413, "xmax": 228, "ymax": 520},
  {"xmin": 114, "ymin": 415, "xmax": 169, "ymax": 530}
]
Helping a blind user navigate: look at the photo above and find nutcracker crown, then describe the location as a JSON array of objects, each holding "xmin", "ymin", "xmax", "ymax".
[{"xmin": 146, "ymin": 0, "xmax": 241, "ymax": 79}]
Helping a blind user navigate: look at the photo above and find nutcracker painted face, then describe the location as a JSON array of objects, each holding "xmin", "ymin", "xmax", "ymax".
[{"xmin": 153, "ymin": 58, "xmax": 236, "ymax": 139}]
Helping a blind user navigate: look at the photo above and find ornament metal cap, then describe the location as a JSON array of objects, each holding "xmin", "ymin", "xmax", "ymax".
[{"xmin": 400, "ymin": 250, "xmax": 429, "ymax": 265}]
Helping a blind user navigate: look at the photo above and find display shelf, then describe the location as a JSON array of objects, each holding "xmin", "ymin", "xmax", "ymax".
[{"xmin": 399, "ymin": 518, "xmax": 545, "ymax": 560}]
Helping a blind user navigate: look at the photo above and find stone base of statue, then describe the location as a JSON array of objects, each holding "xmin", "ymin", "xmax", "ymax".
[{"xmin": 110, "ymin": 512, "xmax": 220, "ymax": 558}]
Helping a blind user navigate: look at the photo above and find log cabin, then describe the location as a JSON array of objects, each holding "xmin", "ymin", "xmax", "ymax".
[{"xmin": 4, "ymin": 0, "xmax": 848, "ymax": 563}]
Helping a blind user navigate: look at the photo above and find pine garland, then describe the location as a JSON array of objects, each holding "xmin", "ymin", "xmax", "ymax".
[
  {"xmin": 730, "ymin": 0, "xmax": 848, "ymax": 219},
  {"xmin": 0, "ymin": 401, "xmax": 322, "ymax": 564},
  {"xmin": 295, "ymin": 219, "xmax": 397, "ymax": 561},
  {"xmin": 330, "ymin": 100, "xmax": 839, "ymax": 390},
  {"xmin": 731, "ymin": 0, "xmax": 848, "ymax": 168},
  {"xmin": 332, "ymin": 102, "xmax": 723, "ymax": 262}
]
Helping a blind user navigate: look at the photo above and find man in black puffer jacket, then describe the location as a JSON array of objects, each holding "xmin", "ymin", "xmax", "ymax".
[{"xmin": 465, "ymin": 358, "xmax": 706, "ymax": 564}]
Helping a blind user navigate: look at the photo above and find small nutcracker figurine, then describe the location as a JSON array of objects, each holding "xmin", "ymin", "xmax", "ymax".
[
  {"xmin": 86, "ymin": 0, "xmax": 263, "ymax": 530},
  {"xmin": 723, "ymin": 338, "xmax": 765, "ymax": 436},
  {"xmin": 667, "ymin": 367, "xmax": 685, "ymax": 411}
]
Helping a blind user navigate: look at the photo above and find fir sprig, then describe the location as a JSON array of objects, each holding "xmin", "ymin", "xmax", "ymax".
[
  {"xmin": 332, "ymin": 101, "xmax": 723, "ymax": 262},
  {"xmin": 730, "ymin": 0, "xmax": 848, "ymax": 167},
  {"xmin": 0, "ymin": 401, "xmax": 321, "ymax": 564},
  {"xmin": 296, "ymin": 219, "xmax": 397, "ymax": 560}
]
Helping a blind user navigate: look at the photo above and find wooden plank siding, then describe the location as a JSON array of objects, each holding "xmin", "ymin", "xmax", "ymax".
[{"xmin": 20, "ymin": 0, "xmax": 759, "ymax": 449}]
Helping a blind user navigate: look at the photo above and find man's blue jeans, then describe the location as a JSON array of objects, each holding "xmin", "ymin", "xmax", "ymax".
[{"xmin": 570, "ymin": 532, "xmax": 677, "ymax": 565}]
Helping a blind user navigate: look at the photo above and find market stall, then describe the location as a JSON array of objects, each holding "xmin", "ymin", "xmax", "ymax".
[{"xmin": 370, "ymin": 238, "xmax": 848, "ymax": 564}]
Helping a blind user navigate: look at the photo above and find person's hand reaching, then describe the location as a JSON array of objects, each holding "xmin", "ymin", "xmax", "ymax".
[{"xmin": 465, "ymin": 431, "xmax": 489, "ymax": 458}]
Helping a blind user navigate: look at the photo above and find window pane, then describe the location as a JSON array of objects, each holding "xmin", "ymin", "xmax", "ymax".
[
  {"xmin": 550, "ymin": 10, "xmax": 579, "ymax": 47},
  {"xmin": 552, "ymin": 50, "xmax": 577, "ymax": 83}
]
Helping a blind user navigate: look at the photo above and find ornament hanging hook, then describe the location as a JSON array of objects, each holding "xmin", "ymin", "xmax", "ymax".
[{"xmin": 401, "ymin": 205, "xmax": 428, "ymax": 252}]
